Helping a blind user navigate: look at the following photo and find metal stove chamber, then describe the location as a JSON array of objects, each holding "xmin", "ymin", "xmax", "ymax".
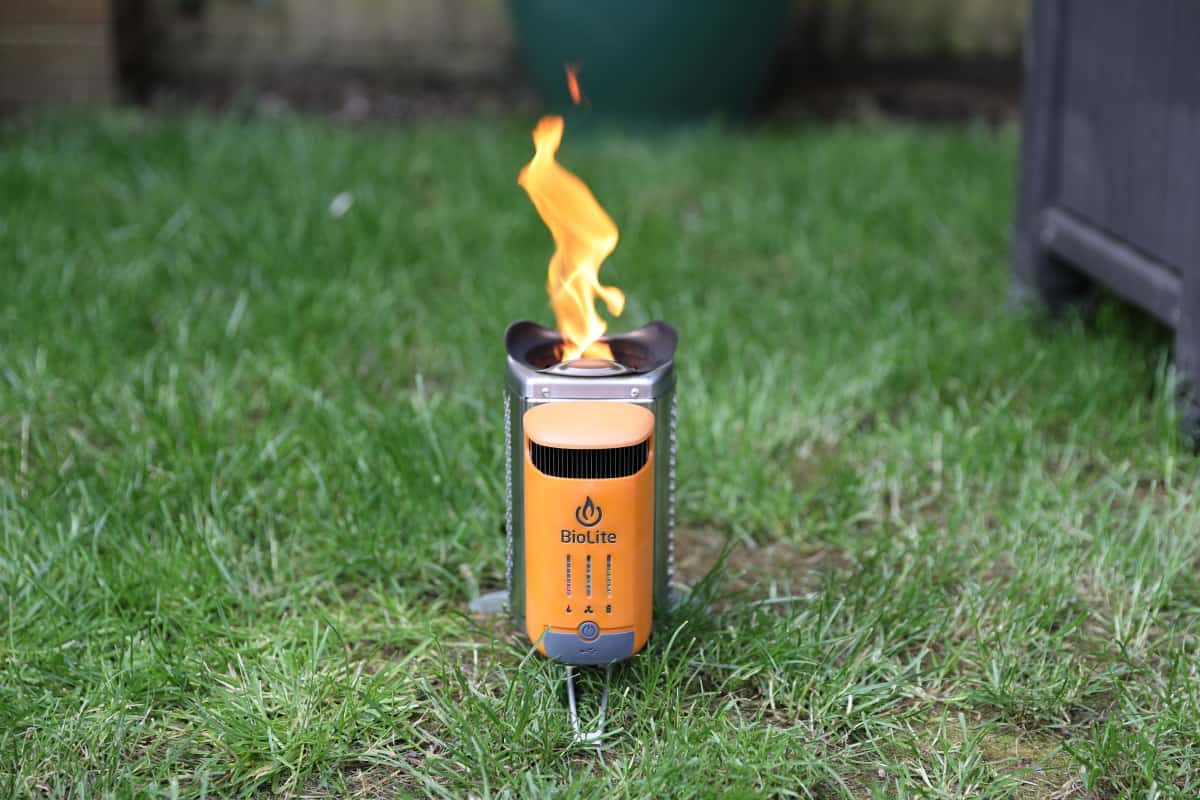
[{"xmin": 504, "ymin": 320, "xmax": 678, "ymax": 662}]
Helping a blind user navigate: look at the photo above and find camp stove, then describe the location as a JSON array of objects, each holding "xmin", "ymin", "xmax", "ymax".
[
  {"xmin": 505, "ymin": 319, "xmax": 677, "ymax": 652},
  {"xmin": 499, "ymin": 319, "xmax": 677, "ymax": 740}
]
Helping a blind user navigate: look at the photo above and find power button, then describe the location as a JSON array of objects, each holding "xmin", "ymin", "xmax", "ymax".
[{"xmin": 577, "ymin": 621, "xmax": 599, "ymax": 641}]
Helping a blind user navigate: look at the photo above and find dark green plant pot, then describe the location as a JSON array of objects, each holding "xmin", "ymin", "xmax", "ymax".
[{"xmin": 510, "ymin": 0, "xmax": 791, "ymax": 126}]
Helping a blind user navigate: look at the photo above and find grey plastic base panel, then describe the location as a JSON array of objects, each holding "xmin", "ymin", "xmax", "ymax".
[{"xmin": 543, "ymin": 629, "xmax": 634, "ymax": 665}]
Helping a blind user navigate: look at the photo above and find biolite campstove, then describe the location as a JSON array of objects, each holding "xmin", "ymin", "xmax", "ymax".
[
  {"xmin": 504, "ymin": 320, "xmax": 677, "ymax": 740},
  {"xmin": 505, "ymin": 320, "xmax": 677, "ymax": 655},
  {"xmin": 469, "ymin": 68, "xmax": 680, "ymax": 743}
]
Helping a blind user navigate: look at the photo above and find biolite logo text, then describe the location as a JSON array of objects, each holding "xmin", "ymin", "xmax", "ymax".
[
  {"xmin": 563, "ymin": 496, "xmax": 616, "ymax": 544},
  {"xmin": 575, "ymin": 496, "xmax": 602, "ymax": 527}
]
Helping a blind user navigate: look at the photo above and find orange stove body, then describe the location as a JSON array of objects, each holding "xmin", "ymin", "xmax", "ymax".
[{"xmin": 522, "ymin": 401, "xmax": 655, "ymax": 664}]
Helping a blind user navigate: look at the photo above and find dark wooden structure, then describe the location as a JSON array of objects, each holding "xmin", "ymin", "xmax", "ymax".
[
  {"xmin": 1013, "ymin": 0, "xmax": 1200, "ymax": 442},
  {"xmin": 0, "ymin": 0, "xmax": 115, "ymax": 111}
]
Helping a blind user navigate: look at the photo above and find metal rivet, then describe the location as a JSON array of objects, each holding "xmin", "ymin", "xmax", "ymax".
[
  {"xmin": 540, "ymin": 387, "xmax": 550, "ymax": 397},
  {"xmin": 630, "ymin": 388, "xmax": 640, "ymax": 398}
]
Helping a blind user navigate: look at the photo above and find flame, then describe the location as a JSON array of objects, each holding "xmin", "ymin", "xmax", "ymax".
[
  {"xmin": 565, "ymin": 64, "xmax": 584, "ymax": 105},
  {"xmin": 518, "ymin": 115, "xmax": 624, "ymax": 361}
]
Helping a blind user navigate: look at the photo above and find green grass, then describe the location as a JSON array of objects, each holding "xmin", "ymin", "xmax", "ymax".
[{"xmin": 1, "ymin": 110, "xmax": 1198, "ymax": 798}]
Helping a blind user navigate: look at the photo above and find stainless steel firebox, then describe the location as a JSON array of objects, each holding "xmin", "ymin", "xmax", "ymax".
[{"xmin": 504, "ymin": 320, "xmax": 678, "ymax": 633}]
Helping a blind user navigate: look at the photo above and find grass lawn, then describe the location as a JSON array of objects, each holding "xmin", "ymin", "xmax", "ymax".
[{"xmin": 2, "ymin": 111, "xmax": 1198, "ymax": 798}]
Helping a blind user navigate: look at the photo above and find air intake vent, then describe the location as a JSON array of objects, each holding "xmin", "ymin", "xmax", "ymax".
[{"xmin": 530, "ymin": 439, "xmax": 649, "ymax": 479}]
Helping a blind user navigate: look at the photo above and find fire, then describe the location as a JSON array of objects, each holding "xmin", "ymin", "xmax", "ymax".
[
  {"xmin": 518, "ymin": 79, "xmax": 623, "ymax": 361},
  {"xmin": 565, "ymin": 64, "xmax": 584, "ymax": 105}
]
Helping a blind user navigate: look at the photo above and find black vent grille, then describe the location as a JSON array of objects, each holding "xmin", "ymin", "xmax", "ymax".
[{"xmin": 530, "ymin": 439, "xmax": 650, "ymax": 479}]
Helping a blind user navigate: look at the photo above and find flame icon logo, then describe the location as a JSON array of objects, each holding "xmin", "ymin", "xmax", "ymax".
[{"xmin": 575, "ymin": 496, "xmax": 602, "ymax": 527}]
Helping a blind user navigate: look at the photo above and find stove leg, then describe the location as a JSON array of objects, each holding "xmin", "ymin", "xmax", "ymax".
[{"xmin": 468, "ymin": 590, "xmax": 509, "ymax": 615}]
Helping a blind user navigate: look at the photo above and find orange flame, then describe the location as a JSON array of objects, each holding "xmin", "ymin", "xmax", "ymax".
[
  {"xmin": 518, "ymin": 115, "xmax": 624, "ymax": 361},
  {"xmin": 565, "ymin": 64, "xmax": 584, "ymax": 105}
]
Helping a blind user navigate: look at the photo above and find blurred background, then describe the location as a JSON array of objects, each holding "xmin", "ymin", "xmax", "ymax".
[{"xmin": 1, "ymin": 0, "xmax": 1026, "ymax": 121}]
